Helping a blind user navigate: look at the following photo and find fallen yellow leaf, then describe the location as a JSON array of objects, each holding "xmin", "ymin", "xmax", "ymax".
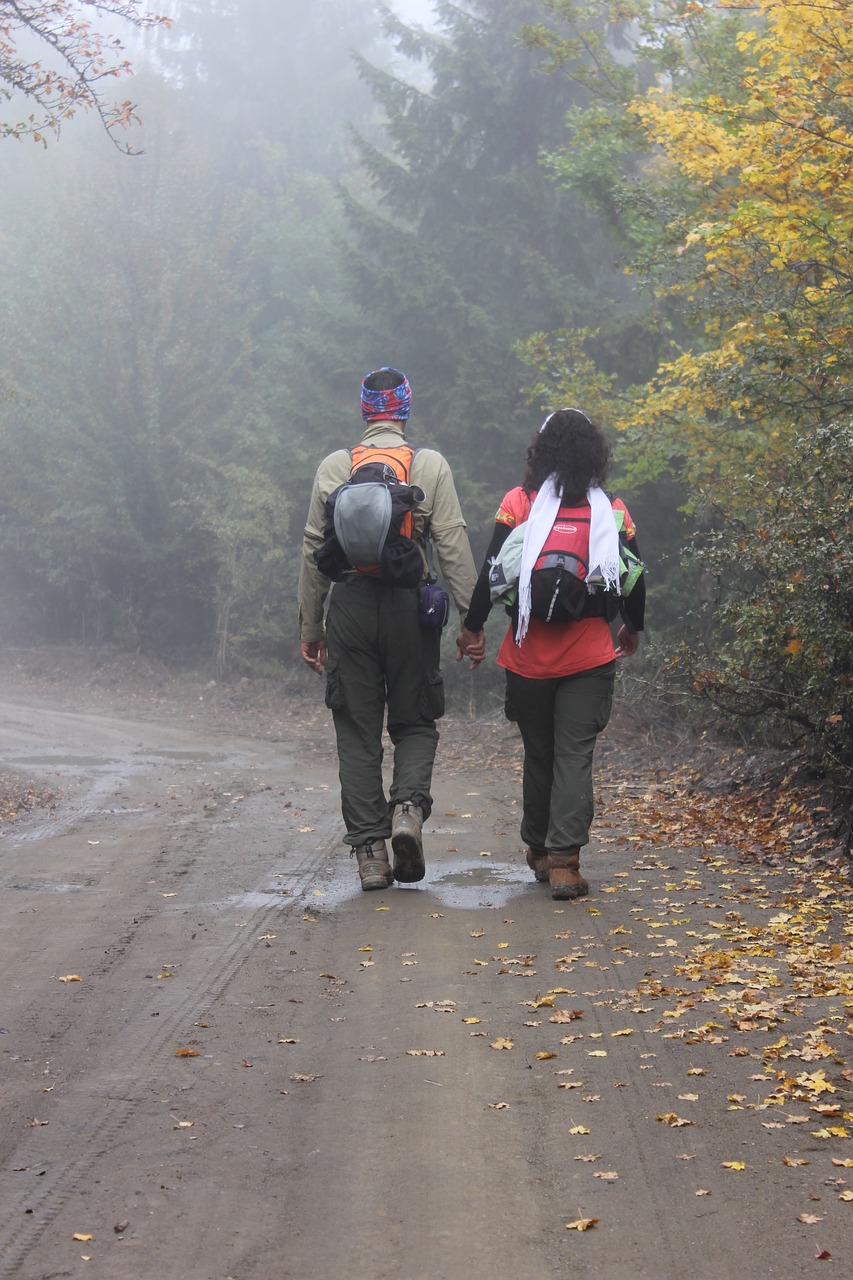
[
  {"xmin": 175, "ymin": 1048, "xmax": 200, "ymax": 1058},
  {"xmin": 58, "ymin": 974, "xmax": 82, "ymax": 983},
  {"xmin": 721, "ymin": 1161, "xmax": 746, "ymax": 1171},
  {"xmin": 490, "ymin": 1037, "xmax": 514, "ymax": 1051},
  {"xmin": 72, "ymin": 1234, "xmax": 93, "ymax": 1242},
  {"xmin": 565, "ymin": 1217, "xmax": 599, "ymax": 1231}
]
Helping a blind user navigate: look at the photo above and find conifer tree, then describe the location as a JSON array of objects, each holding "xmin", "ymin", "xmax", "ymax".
[{"xmin": 341, "ymin": 0, "xmax": 630, "ymax": 499}]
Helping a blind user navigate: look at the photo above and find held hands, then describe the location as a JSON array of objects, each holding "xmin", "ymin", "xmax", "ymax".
[
  {"xmin": 301, "ymin": 640, "xmax": 327, "ymax": 674},
  {"xmin": 615, "ymin": 625, "xmax": 639, "ymax": 659},
  {"xmin": 455, "ymin": 627, "xmax": 486, "ymax": 670}
]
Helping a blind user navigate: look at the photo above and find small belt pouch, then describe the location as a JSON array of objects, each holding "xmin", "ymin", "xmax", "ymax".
[{"xmin": 418, "ymin": 583, "xmax": 450, "ymax": 630}]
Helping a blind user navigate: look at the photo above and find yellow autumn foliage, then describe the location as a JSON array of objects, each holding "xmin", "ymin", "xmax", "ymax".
[{"xmin": 623, "ymin": 0, "xmax": 853, "ymax": 491}]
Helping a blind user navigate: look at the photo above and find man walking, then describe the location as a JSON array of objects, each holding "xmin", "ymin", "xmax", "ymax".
[{"xmin": 299, "ymin": 367, "xmax": 484, "ymax": 890}]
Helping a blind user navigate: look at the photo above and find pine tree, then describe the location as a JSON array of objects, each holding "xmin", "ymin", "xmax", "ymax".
[{"xmin": 341, "ymin": 0, "xmax": 628, "ymax": 498}]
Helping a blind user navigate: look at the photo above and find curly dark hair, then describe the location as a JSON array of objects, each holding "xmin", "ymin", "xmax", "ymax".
[{"xmin": 523, "ymin": 409, "xmax": 611, "ymax": 504}]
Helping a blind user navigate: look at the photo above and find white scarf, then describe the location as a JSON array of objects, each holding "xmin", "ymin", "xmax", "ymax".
[{"xmin": 515, "ymin": 477, "xmax": 621, "ymax": 645}]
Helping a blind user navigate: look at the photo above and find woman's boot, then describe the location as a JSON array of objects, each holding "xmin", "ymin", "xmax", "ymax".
[
  {"xmin": 547, "ymin": 849, "xmax": 589, "ymax": 900},
  {"xmin": 525, "ymin": 847, "xmax": 550, "ymax": 882}
]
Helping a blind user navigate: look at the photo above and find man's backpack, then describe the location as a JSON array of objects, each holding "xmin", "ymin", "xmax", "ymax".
[
  {"xmin": 488, "ymin": 503, "xmax": 643, "ymax": 623},
  {"xmin": 313, "ymin": 444, "xmax": 426, "ymax": 589}
]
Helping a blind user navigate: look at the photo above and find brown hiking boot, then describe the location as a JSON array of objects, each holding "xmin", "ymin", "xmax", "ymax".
[
  {"xmin": 353, "ymin": 839, "xmax": 393, "ymax": 891},
  {"xmin": 391, "ymin": 802, "xmax": 426, "ymax": 883},
  {"xmin": 547, "ymin": 849, "xmax": 589, "ymax": 901},
  {"xmin": 525, "ymin": 847, "xmax": 549, "ymax": 882}
]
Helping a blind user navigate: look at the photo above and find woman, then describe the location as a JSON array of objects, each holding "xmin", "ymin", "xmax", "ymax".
[{"xmin": 456, "ymin": 408, "xmax": 645, "ymax": 900}]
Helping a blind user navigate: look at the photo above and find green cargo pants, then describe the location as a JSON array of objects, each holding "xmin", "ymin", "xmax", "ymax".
[
  {"xmin": 505, "ymin": 662, "xmax": 615, "ymax": 852},
  {"xmin": 324, "ymin": 575, "xmax": 445, "ymax": 847}
]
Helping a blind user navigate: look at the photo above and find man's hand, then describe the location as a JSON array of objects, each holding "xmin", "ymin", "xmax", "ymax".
[
  {"xmin": 455, "ymin": 627, "xmax": 486, "ymax": 670},
  {"xmin": 301, "ymin": 640, "xmax": 328, "ymax": 674},
  {"xmin": 614, "ymin": 625, "xmax": 639, "ymax": 659}
]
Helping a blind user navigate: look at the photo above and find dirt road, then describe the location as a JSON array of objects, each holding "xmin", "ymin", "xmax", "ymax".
[{"xmin": 1, "ymin": 685, "xmax": 852, "ymax": 1279}]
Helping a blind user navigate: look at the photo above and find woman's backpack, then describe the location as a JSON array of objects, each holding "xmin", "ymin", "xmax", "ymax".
[{"xmin": 488, "ymin": 504, "xmax": 643, "ymax": 622}]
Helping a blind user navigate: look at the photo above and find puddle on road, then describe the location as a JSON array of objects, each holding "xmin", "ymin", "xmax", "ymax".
[
  {"xmin": 283, "ymin": 858, "xmax": 533, "ymax": 910},
  {"xmin": 189, "ymin": 861, "xmax": 534, "ymax": 917},
  {"xmin": 429, "ymin": 859, "xmax": 530, "ymax": 909}
]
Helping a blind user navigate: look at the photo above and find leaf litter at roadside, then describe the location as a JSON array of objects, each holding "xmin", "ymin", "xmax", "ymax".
[
  {"xmin": 448, "ymin": 724, "xmax": 853, "ymax": 1245},
  {"xmin": 0, "ymin": 771, "xmax": 61, "ymax": 825}
]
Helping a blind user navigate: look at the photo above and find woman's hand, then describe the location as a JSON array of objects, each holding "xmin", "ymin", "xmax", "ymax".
[
  {"xmin": 455, "ymin": 627, "xmax": 486, "ymax": 669},
  {"xmin": 615, "ymin": 626, "xmax": 639, "ymax": 659}
]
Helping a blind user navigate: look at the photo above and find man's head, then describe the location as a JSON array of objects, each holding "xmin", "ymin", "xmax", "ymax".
[{"xmin": 361, "ymin": 367, "xmax": 412, "ymax": 422}]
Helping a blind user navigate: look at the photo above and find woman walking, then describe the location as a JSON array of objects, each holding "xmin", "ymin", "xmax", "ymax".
[{"xmin": 456, "ymin": 408, "xmax": 645, "ymax": 900}]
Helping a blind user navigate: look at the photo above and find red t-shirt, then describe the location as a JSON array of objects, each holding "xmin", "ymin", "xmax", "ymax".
[{"xmin": 494, "ymin": 487, "xmax": 635, "ymax": 680}]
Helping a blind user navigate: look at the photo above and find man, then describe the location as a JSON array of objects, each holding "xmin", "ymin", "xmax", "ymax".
[{"xmin": 299, "ymin": 366, "xmax": 485, "ymax": 891}]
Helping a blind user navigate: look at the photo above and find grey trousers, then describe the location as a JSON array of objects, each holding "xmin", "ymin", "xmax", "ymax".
[
  {"xmin": 505, "ymin": 662, "xmax": 615, "ymax": 852},
  {"xmin": 324, "ymin": 575, "xmax": 444, "ymax": 847}
]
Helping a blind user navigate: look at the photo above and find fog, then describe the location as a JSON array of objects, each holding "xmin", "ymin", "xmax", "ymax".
[
  {"xmin": 395, "ymin": 0, "xmax": 437, "ymax": 23},
  {"xmin": 0, "ymin": 1, "xmax": 663, "ymax": 672}
]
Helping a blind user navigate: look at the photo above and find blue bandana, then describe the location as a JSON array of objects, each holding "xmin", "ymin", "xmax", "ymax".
[{"xmin": 361, "ymin": 368, "xmax": 412, "ymax": 421}]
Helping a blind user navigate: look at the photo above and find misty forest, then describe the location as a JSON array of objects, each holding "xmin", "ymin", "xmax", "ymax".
[{"xmin": 1, "ymin": 1, "xmax": 851, "ymax": 802}]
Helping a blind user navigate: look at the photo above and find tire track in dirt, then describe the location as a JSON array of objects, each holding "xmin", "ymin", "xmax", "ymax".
[{"xmin": 0, "ymin": 695, "xmax": 342, "ymax": 1279}]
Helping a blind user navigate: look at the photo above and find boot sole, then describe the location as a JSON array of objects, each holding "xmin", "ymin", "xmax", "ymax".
[
  {"xmin": 549, "ymin": 878, "xmax": 589, "ymax": 900},
  {"xmin": 392, "ymin": 833, "xmax": 426, "ymax": 883},
  {"xmin": 360, "ymin": 875, "xmax": 393, "ymax": 891}
]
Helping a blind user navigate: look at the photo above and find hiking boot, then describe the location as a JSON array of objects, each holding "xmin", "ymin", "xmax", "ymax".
[
  {"xmin": 353, "ymin": 839, "xmax": 393, "ymax": 892},
  {"xmin": 525, "ymin": 847, "xmax": 549, "ymax": 883},
  {"xmin": 547, "ymin": 849, "xmax": 589, "ymax": 901},
  {"xmin": 391, "ymin": 803, "xmax": 426, "ymax": 883}
]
